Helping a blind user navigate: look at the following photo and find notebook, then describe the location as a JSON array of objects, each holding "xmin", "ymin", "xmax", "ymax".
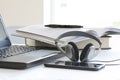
[{"xmin": 0, "ymin": 15, "xmax": 63, "ymax": 69}]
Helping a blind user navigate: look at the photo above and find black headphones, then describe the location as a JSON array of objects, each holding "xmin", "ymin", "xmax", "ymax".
[{"xmin": 55, "ymin": 31, "xmax": 102, "ymax": 63}]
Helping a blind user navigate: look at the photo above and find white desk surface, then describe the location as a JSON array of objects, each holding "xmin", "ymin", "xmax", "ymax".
[
  {"xmin": 2, "ymin": 28, "xmax": 120, "ymax": 80},
  {"xmin": 1, "ymin": 49, "xmax": 120, "ymax": 80}
]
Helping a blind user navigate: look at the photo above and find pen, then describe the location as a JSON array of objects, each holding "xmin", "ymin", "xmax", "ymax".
[{"xmin": 45, "ymin": 24, "xmax": 83, "ymax": 28}]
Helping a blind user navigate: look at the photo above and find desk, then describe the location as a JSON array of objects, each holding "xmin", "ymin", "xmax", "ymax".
[{"xmin": 1, "ymin": 27, "xmax": 120, "ymax": 80}]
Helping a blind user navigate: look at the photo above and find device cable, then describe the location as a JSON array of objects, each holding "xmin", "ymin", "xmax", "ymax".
[{"xmin": 88, "ymin": 58, "xmax": 120, "ymax": 66}]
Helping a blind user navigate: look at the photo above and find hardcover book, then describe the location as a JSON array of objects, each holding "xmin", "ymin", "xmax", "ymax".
[{"xmin": 25, "ymin": 36, "xmax": 111, "ymax": 50}]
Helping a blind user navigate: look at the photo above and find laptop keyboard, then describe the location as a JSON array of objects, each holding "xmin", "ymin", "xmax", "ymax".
[{"xmin": 0, "ymin": 45, "xmax": 36, "ymax": 58}]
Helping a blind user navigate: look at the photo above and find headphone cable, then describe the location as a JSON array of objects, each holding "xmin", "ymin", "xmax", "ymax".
[
  {"xmin": 89, "ymin": 58, "xmax": 120, "ymax": 63},
  {"xmin": 88, "ymin": 58, "xmax": 120, "ymax": 66}
]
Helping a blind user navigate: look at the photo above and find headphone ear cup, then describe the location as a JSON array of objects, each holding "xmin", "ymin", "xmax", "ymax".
[
  {"xmin": 67, "ymin": 42, "xmax": 79, "ymax": 62},
  {"xmin": 80, "ymin": 43, "xmax": 93, "ymax": 62}
]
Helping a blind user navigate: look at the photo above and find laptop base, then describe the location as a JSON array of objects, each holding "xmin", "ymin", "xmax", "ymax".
[{"xmin": 0, "ymin": 50, "xmax": 63, "ymax": 69}]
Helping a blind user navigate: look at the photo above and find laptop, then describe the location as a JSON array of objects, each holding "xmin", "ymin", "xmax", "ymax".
[{"xmin": 0, "ymin": 15, "xmax": 63, "ymax": 69}]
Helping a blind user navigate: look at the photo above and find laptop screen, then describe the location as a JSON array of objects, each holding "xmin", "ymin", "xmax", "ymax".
[{"xmin": 0, "ymin": 16, "xmax": 11, "ymax": 48}]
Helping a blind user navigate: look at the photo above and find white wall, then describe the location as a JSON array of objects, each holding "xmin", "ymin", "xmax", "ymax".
[
  {"xmin": 0, "ymin": 0, "xmax": 43, "ymax": 27},
  {"xmin": 50, "ymin": 0, "xmax": 120, "ymax": 28}
]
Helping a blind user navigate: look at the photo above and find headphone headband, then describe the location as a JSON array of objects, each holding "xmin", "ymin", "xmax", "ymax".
[{"xmin": 55, "ymin": 31, "xmax": 102, "ymax": 45}]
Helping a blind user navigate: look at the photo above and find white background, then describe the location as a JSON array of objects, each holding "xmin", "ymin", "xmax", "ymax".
[{"xmin": 45, "ymin": 0, "xmax": 120, "ymax": 28}]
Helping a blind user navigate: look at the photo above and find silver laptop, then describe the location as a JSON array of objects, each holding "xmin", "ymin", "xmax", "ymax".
[{"xmin": 0, "ymin": 16, "xmax": 63, "ymax": 69}]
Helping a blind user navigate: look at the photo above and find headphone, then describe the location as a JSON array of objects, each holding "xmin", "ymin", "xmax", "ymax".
[{"xmin": 55, "ymin": 31, "xmax": 102, "ymax": 63}]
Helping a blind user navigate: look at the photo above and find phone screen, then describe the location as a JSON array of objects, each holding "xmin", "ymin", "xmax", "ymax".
[{"xmin": 44, "ymin": 61, "xmax": 105, "ymax": 71}]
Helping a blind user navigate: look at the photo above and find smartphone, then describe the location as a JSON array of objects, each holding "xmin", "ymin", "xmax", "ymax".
[{"xmin": 44, "ymin": 61, "xmax": 105, "ymax": 71}]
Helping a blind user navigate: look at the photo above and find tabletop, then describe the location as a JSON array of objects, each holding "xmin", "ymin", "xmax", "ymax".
[{"xmin": 1, "ymin": 27, "xmax": 120, "ymax": 80}]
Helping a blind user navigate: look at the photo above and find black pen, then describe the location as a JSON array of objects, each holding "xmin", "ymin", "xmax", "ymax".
[{"xmin": 45, "ymin": 24, "xmax": 83, "ymax": 28}]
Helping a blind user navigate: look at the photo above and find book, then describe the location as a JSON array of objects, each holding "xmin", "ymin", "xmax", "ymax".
[
  {"xmin": 12, "ymin": 25, "xmax": 120, "ymax": 49},
  {"xmin": 25, "ymin": 36, "xmax": 111, "ymax": 49},
  {"xmin": 12, "ymin": 25, "xmax": 87, "ymax": 46}
]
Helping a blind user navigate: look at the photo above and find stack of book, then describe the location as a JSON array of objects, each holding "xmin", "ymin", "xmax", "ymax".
[{"xmin": 12, "ymin": 25, "xmax": 120, "ymax": 49}]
